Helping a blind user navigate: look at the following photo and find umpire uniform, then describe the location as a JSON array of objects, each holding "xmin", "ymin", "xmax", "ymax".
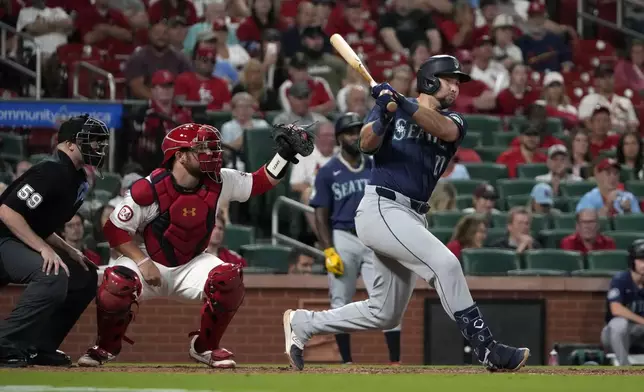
[{"xmin": 0, "ymin": 115, "xmax": 109, "ymax": 367}]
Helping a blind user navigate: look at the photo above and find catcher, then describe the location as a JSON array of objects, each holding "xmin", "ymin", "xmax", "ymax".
[{"xmin": 77, "ymin": 122, "xmax": 313, "ymax": 368}]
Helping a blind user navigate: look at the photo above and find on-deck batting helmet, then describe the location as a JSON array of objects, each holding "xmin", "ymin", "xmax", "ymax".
[
  {"xmin": 628, "ymin": 239, "xmax": 644, "ymax": 270},
  {"xmin": 416, "ymin": 54, "xmax": 472, "ymax": 96},
  {"xmin": 335, "ymin": 112, "xmax": 363, "ymax": 136}
]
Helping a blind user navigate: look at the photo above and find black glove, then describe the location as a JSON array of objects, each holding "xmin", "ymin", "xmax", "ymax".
[{"xmin": 272, "ymin": 122, "xmax": 316, "ymax": 164}]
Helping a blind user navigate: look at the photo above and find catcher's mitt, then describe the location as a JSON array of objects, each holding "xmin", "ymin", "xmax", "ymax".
[{"xmin": 272, "ymin": 122, "xmax": 316, "ymax": 164}]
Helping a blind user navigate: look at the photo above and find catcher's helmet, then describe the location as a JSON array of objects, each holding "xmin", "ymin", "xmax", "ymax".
[
  {"xmin": 161, "ymin": 123, "xmax": 223, "ymax": 182},
  {"xmin": 417, "ymin": 55, "xmax": 472, "ymax": 95},
  {"xmin": 628, "ymin": 239, "xmax": 644, "ymax": 270},
  {"xmin": 335, "ymin": 112, "xmax": 363, "ymax": 136}
]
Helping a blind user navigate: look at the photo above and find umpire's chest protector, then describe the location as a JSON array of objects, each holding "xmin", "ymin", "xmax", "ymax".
[{"xmin": 131, "ymin": 169, "xmax": 220, "ymax": 267}]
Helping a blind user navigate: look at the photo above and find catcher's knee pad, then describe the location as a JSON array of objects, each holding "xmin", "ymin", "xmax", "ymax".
[
  {"xmin": 95, "ymin": 265, "xmax": 142, "ymax": 355},
  {"xmin": 197, "ymin": 263, "xmax": 245, "ymax": 350}
]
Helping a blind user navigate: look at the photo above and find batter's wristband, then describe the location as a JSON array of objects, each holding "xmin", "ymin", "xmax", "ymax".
[
  {"xmin": 372, "ymin": 119, "xmax": 386, "ymax": 136},
  {"xmin": 397, "ymin": 96, "xmax": 419, "ymax": 116}
]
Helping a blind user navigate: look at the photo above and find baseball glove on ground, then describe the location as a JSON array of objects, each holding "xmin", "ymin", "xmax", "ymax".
[{"xmin": 272, "ymin": 122, "xmax": 316, "ymax": 164}]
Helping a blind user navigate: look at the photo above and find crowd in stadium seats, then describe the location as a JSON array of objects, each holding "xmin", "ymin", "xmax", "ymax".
[{"xmin": 0, "ymin": 0, "xmax": 643, "ymax": 277}]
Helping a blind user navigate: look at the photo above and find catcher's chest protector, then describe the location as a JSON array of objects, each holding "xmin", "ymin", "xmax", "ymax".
[{"xmin": 140, "ymin": 169, "xmax": 220, "ymax": 267}]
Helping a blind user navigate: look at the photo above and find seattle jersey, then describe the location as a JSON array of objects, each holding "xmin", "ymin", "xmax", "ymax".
[
  {"xmin": 605, "ymin": 270, "xmax": 644, "ymax": 323},
  {"xmin": 309, "ymin": 155, "xmax": 373, "ymax": 231},
  {"xmin": 369, "ymin": 100, "xmax": 467, "ymax": 201}
]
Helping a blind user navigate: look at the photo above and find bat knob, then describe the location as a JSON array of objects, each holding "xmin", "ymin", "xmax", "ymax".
[{"xmin": 386, "ymin": 101, "xmax": 398, "ymax": 112}]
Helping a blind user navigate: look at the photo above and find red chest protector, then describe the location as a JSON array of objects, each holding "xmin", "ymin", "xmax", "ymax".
[{"xmin": 131, "ymin": 169, "xmax": 221, "ymax": 267}]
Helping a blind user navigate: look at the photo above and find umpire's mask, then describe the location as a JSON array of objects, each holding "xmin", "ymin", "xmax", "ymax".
[{"xmin": 76, "ymin": 117, "xmax": 110, "ymax": 173}]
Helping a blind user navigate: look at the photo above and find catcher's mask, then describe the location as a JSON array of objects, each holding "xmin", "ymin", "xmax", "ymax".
[{"xmin": 162, "ymin": 123, "xmax": 223, "ymax": 182}]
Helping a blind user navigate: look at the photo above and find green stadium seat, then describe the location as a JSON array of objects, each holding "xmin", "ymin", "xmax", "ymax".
[
  {"xmin": 95, "ymin": 172, "xmax": 122, "ymax": 194},
  {"xmin": 523, "ymin": 249, "xmax": 584, "ymax": 272},
  {"xmin": 461, "ymin": 131, "xmax": 482, "ymax": 148},
  {"xmin": 507, "ymin": 269, "xmax": 569, "ymax": 276},
  {"xmin": 473, "ymin": 146, "xmax": 506, "ymax": 162},
  {"xmin": 599, "ymin": 149, "xmax": 616, "ymax": 159},
  {"xmin": 461, "ymin": 249, "xmax": 520, "ymax": 276},
  {"xmin": 240, "ymin": 244, "xmax": 292, "ymax": 273},
  {"xmin": 224, "ymin": 224, "xmax": 256, "ymax": 253},
  {"xmin": 566, "ymin": 196, "xmax": 582, "ymax": 212},
  {"xmin": 626, "ymin": 180, "xmax": 644, "ymax": 197},
  {"xmin": 0, "ymin": 133, "xmax": 27, "ymax": 162},
  {"xmin": 571, "ymin": 269, "xmax": 620, "ymax": 277},
  {"xmin": 463, "ymin": 163, "xmax": 508, "ymax": 185},
  {"xmin": 553, "ymin": 196, "xmax": 570, "ymax": 212},
  {"xmin": 560, "ymin": 181, "xmax": 596, "ymax": 198},
  {"xmin": 493, "ymin": 131, "xmax": 519, "ymax": 146},
  {"xmin": 553, "ymin": 131, "xmax": 570, "ymax": 145},
  {"xmin": 508, "ymin": 116, "xmax": 563, "ymax": 134},
  {"xmin": 463, "ymin": 115, "xmax": 503, "ymax": 133},
  {"xmin": 552, "ymin": 213, "xmax": 611, "ymax": 231},
  {"xmin": 613, "ymin": 215, "xmax": 644, "ymax": 231},
  {"xmin": 604, "ymin": 231, "xmax": 643, "ymax": 250},
  {"xmin": 505, "ymin": 194, "xmax": 530, "ymax": 209},
  {"xmin": 430, "ymin": 227, "xmax": 453, "ymax": 244},
  {"xmin": 29, "ymin": 153, "xmax": 52, "ymax": 165},
  {"xmin": 96, "ymin": 242, "xmax": 110, "ymax": 265},
  {"xmin": 447, "ymin": 179, "xmax": 484, "ymax": 196},
  {"xmin": 484, "ymin": 228, "xmax": 508, "ymax": 246},
  {"xmin": 205, "ymin": 111, "xmax": 233, "ymax": 129},
  {"xmin": 586, "ymin": 250, "xmax": 629, "ymax": 270},
  {"xmin": 620, "ymin": 167, "xmax": 635, "ymax": 183},
  {"xmin": 539, "ymin": 229, "xmax": 574, "ymax": 248},
  {"xmin": 91, "ymin": 189, "xmax": 114, "ymax": 204},
  {"xmin": 456, "ymin": 194, "xmax": 472, "ymax": 210},
  {"xmin": 430, "ymin": 211, "xmax": 465, "ymax": 228},
  {"xmin": 0, "ymin": 171, "xmax": 12, "ymax": 184},
  {"xmin": 490, "ymin": 212, "xmax": 508, "ymax": 229},
  {"xmin": 517, "ymin": 163, "xmax": 549, "ymax": 179},
  {"xmin": 264, "ymin": 111, "xmax": 281, "ymax": 125},
  {"xmin": 496, "ymin": 179, "xmax": 539, "ymax": 199}
]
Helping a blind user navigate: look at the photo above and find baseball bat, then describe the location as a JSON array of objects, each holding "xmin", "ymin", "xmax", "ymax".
[{"xmin": 330, "ymin": 34, "xmax": 398, "ymax": 112}]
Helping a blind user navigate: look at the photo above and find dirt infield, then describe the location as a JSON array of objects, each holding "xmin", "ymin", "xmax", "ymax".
[{"xmin": 10, "ymin": 365, "xmax": 644, "ymax": 376}]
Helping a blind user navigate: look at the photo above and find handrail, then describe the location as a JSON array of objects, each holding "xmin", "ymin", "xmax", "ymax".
[
  {"xmin": 577, "ymin": 0, "xmax": 644, "ymax": 41},
  {"xmin": 271, "ymin": 196, "xmax": 325, "ymax": 258},
  {"xmin": 0, "ymin": 21, "xmax": 42, "ymax": 99},
  {"xmin": 72, "ymin": 61, "xmax": 117, "ymax": 101}
]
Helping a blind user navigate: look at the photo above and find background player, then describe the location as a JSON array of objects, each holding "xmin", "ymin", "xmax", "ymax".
[
  {"xmin": 283, "ymin": 55, "xmax": 530, "ymax": 372},
  {"xmin": 309, "ymin": 112, "xmax": 401, "ymax": 366},
  {"xmin": 78, "ymin": 122, "xmax": 312, "ymax": 369}
]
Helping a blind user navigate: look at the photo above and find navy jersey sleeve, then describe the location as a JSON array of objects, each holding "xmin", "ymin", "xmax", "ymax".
[
  {"xmin": 309, "ymin": 167, "xmax": 332, "ymax": 209},
  {"xmin": 607, "ymin": 274, "xmax": 627, "ymax": 304},
  {"xmin": 444, "ymin": 111, "xmax": 468, "ymax": 144},
  {"xmin": 1, "ymin": 163, "xmax": 57, "ymax": 216}
]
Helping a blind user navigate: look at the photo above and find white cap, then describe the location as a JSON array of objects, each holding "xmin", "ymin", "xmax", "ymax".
[
  {"xmin": 547, "ymin": 144, "xmax": 568, "ymax": 158},
  {"xmin": 543, "ymin": 71, "xmax": 564, "ymax": 86},
  {"xmin": 493, "ymin": 14, "xmax": 514, "ymax": 28}
]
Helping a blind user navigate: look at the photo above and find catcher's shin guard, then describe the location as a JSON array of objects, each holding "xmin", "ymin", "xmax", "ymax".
[
  {"xmin": 94, "ymin": 266, "xmax": 142, "ymax": 355},
  {"xmin": 194, "ymin": 263, "xmax": 245, "ymax": 352}
]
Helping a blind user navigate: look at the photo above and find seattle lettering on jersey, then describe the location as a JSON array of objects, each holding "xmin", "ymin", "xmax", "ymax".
[
  {"xmin": 331, "ymin": 178, "xmax": 370, "ymax": 200},
  {"xmin": 392, "ymin": 118, "xmax": 447, "ymax": 150}
]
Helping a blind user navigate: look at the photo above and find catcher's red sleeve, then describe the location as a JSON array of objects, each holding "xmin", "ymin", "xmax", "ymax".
[{"xmin": 250, "ymin": 166, "xmax": 274, "ymax": 196}]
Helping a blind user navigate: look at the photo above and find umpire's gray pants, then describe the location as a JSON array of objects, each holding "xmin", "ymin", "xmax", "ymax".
[{"xmin": 601, "ymin": 317, "xmax": 644, "ymax": 365}]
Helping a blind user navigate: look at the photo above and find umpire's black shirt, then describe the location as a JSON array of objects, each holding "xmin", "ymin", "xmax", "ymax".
[{"xmin": 0, "ymin": 150, "xmax": 89, "ymax": 241}]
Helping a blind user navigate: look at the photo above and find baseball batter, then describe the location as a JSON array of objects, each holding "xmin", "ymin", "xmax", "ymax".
[
  {"xmin": 309, "ymin": 112, "xmax": 401, "ymax": 365},
  {"xmin": 76, "ymin": 122, "xmax": 313, "ymax": 368},
  {"xmin": 283, "ymin": 55, "xmax": 530, "ymax": 372}
]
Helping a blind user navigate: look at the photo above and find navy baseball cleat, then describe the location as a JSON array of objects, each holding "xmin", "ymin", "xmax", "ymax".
[
  {"xmin": 283, "ymin": 309, "xmax": 305, "ymax": 370},
  {"xmin": 481, "ymin": 342, "xmax": 530, "ymax": 372}
]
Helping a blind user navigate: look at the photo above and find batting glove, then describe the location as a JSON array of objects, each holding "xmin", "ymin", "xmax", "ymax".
[
  {"xmin": 324, "ymin": 247, "xmax": 344, "ymax": 276},
  {"xmin": 370, "ymin": 82, "xmax": 395, "ymax": 99}
]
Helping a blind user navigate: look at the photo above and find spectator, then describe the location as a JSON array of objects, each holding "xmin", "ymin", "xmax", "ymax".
[
  {"xmin": 278, "ymin": 53, "xmax": 334, "ymax": 115},
  {"xmin": 16, "ymin": 0, "xmax": 73, "ymax": 59},
  {"xmin": 560, "ymin": 208, "xmax": 616, "ymax": 254},
  {"xmin": 378, "ymin": 0, "xmax": 442, "ymax": 56},
  {"xmin": 578, "ymin": 65, "xmax": 640, "ymax": 133},
  {"xmin": 206, "ymin": 214, "xmax": 248, "ymax": 266},
  {"xmin": 231, "ymin": 58, "xmax": 281, "ymax": 111},
  {"xmin": 617, "ymin": 132, "xmax": 644, "ymax": 180},
  {"xmin": 255, "ymin": 28, "xmax": 289, "ymax": 91},
  {"xmin": 167, "ymin": 16, "xmax": 189, "ymax": 51},
  {"xmin": 281, "ymin": 0, "xmax": 316, "ymax": 58},
  {"xmin": 124, "ymin": 22, "xmax": 193, "ymax": 100},
  {"xmin": 600, "ymin": 243, "xmax": 644, "ymax": 366},
  {"xmin": 324, "ymin": 0, "xmax": 378, "ymax": 55},
  {"xmin": 221, "ymin": 92, "xmax": 270, "ymax": 152},
  {"xmin": 174, "ymin": 46, "xmax": 232, "ymax": 110},
  {"xmin": 586, "ymin": 106, "xmax": 620, "ymax": 159},
  {"xmin": 289, "ymin": 121, "xmax": 335, "ymax": 225},
  {"xmin": 148, "ymin": 0, "xmax": 197, "ymax": 26},
  {"xmin": 568, "ymin": 128, "xmax": 592, "ymax": 179},
  {"xmin": 536, "ymin": 71, "xmax": 579, "ymax": 127},
  {"xmin": 471, "ymin": 0, "xmax": 499, "ymax": 43},
  {"xmin": 340, "ymin": 85, "xmax": 368, "ymax": 117},
  {"xmin": 509, "ymin": 103, "xmax": 565, "ymax": 149},
  {"xmin": 495, "ymin": 63, "xmax": 539, "ymax": 116},
  {"xmin": 536, "ymin": 144, "xmax": 582, "ymax": 195},
  {"xmin": 312, "ymin": 0, "xmax": 334, "ymax": 29},
  {"xmin": 446, "ymin": 214, "xmax": 488, "ymax": 261},
  {"xmin": 389, "ymin": 64, "xmax": 414, "ymax": 97},
  {"xmin": 576, "ymin": 158, "xmax": 641, "ymax": 216},
  {"xmin": 194, "ymin": 31, "xmax": 240, "ymax": 86},
  {"xmin": 456, "ymin": 146, "xmax": 483, "ymax": 163},
  {"xmin": 463, "ymin": 183, "xmax": 501, "ymax": 216},
  {"xmin": 428, "ymin": 181, "xmax": 458, "ymax": 212},
  {"xmin": 441, "ymin": 156, "xmax": 470, "ymax": 180},
  {"xmin": 450, "ymin": 49, "xmax": 496, "ymax": 113},
  {"xmin": 108, "ymin": 172, "xmax": 143, "ymax": 207},
  {"xmin": 437, "ymin": 0, "xmax": 474, "ymax": 51},
  {"xmin": 288, "ymin": 251, "xmax": 315, "ymax": 274},
  {"xmin": 409, "ymin": 40, "xmax": 431, "ymax": 74},
  {"xmin": 110, "ymin": 0, "xmax": 148, "ymax": 30},
  {"xmin": 12, "ymin": 160, "xmax": 32, "ymax": 180},
  {"xmin": 488, "ymin": 206, "xmax": 541, "ymax": 252},
  {"xmin": 211, "ymin": 19, "xmax": 250, "ymax": 70},
  {"xmin": 75, "ymin": 0, "xmax": 133, "ymax": 55},
  {"xmin": 528, "ymin": 182, "xmax": 561, "ymax": 216},
  {"xmin": 183, "ymin": 1, "xmax": 239, "ymax": 57},
  {"xmin": 492, "ymin": 14, "xmax": 522, "ymax": 68},
  {"xmin": 236, "ymin": 0, "xmax": 287, "ymax": 56},
  {"xmin": 61, "ymin": 213, "xmax": 102, "ymax": 266},
  {"xmin": 516, "ymin": 1, "xmax": 572, "ymax": 72},
  {"xmin": 298, "ymin": 26, "xmax": 345, "ymax": 94},
  {"xmin": 497, "ymin": 125, "xmax": 547, "ymax": 178},
  {"xmin": 274, "ymin": 81, "xmax": 332, "ymax": 127},
  {"xmin": 615, "ymin": 40, "xmax": 644, "ymax": 93},
  {"xmin": 470, "ymin": 35, "xmax": 508, "ymax": 94}
]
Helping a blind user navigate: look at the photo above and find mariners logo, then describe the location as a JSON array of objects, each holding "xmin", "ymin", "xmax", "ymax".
[{"xmin": 448, "ymin": 113, "xmax": 464, "ymax": 127}]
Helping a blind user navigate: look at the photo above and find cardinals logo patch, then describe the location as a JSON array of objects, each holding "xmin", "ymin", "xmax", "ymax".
[{"xmin": 117, "ymin": 206, "xmax": 134, "ymax": 222}]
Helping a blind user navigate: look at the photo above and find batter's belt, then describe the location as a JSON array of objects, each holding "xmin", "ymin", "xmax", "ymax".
[{"xmin": 375, "ymin": 186, "xmax": 430, "ymax": 215}]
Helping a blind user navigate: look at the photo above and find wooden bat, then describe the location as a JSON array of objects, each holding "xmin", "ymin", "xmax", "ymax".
[{"xmin": 330, "ymin": 33, "xmax": 397, "ymax": 112}]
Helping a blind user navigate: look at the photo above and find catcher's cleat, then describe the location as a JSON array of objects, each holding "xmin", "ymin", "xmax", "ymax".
[
  {"xmin": 77, "ymin": 346, "xmax": 116, "ymax": 367},
  {"xmin": 481, "ymin": 342, "xmax": 530, "ymax": 372},
  {"xmin": 188, "ymin": 335, "xmax": 236, "ymax": 369},
  {"xmin": 283, "ymin": 309, "xmax": 305, "ymax": 370}
]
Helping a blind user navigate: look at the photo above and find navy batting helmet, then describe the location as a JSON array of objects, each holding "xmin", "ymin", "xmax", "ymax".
[
  {"xmin": 335, "ymin": 112, "xmax": 363, "ymax": 136},
  {"xmin": 628, "ymin": 239, "xmax": 644, "ymax": 270},
  {"xmin": 416, "ymin": 55, "xmax": 472, "ymax": 95}
]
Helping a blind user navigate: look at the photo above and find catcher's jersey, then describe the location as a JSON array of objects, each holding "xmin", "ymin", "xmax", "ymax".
[
  {"xmin": 369, "ymin": 99, "xmax": 467, "ymax": 201},
  {"xmin": 309, "ymin": 154, "xmax": 373, "ymax": 231},
  {"xmin": 110, "ymin": 168, "xmax": 252, "ymax": 241}
]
